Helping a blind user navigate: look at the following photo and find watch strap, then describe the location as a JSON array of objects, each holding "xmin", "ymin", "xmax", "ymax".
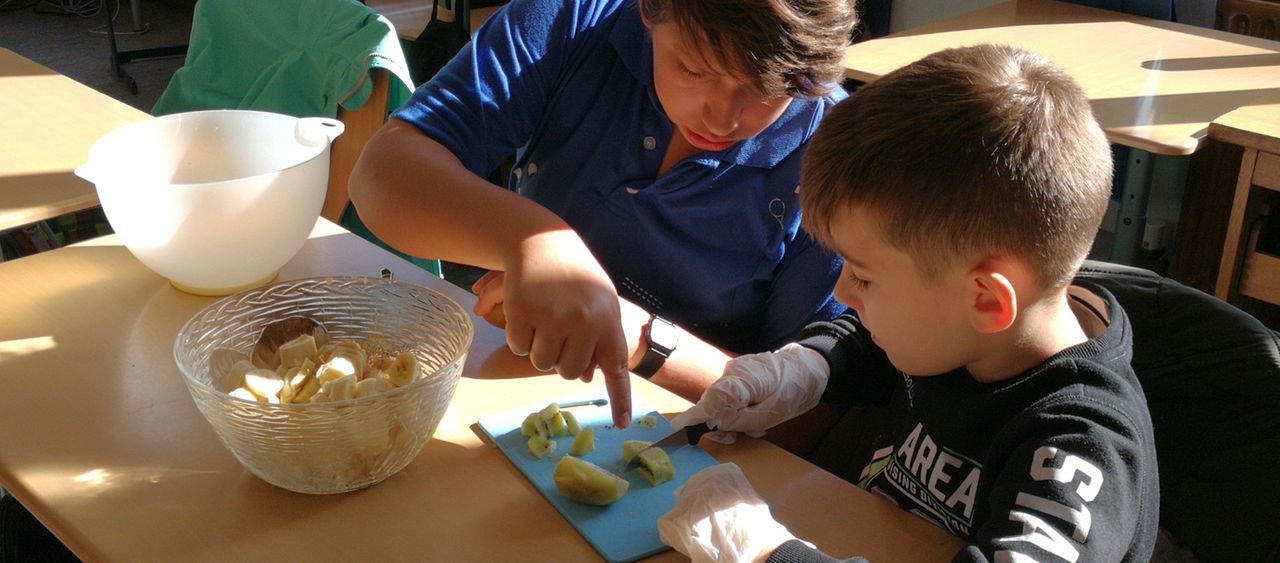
[
  {"xmin": 633, "ymin": 345, "xmax": 668, "ymax": 379},
  {"xmin": 633, "ymin": 317, "xmax": 673, "ymax": 379}
]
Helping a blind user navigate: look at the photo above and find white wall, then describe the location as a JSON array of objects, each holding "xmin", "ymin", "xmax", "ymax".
[{"xmin": 889, "ymin": 0, "xmax": 1004, "ymax": 33}]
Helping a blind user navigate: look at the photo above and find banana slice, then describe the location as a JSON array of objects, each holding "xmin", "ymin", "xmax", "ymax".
[
  {"xmin": 317, "ymin": 356, "xmax": 357, "ymax": 384},
  {"xmin": 213, "ymin": 359, "xmax": 256, "ymax": 393},
  {"xmin": 244, "ymin": 368, "xmax": 285, "ymax": 400},
  {"xmin": 278, "ymin": 367, "xmax": 301, "ymax": 403},
  {"xmin": 321, "ymin": 373, "xmax": 356, "ymax": 401},
  {"xmin": 354, "ymin": 376, "xmax": 392, "ymax": 399},
  {"xmin": 291, "ymin": 370, "xmax": 321, "ymax": 403},
  {"xmin": 330, "ymin": 341, "xmax": 366, "ymax": 380},
  {"xmin": 386, "ymin": 351, "xmax": 419, "ymax": 387},
  {"xmin": 213, "ymin": 338, "xmax": 415, "ymax": 407},
  {"xmin": 277, "ymin": 334, "xmax": 318, "ymax": 369},
  {"xmin": 229, "ymin": 387, "xmax": 259, "ymax": 402}
]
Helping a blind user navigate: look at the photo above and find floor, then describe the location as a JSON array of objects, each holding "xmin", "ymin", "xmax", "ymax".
[{"xmin": 1, "ymin": 0, "xmax": 193, "ymax": 113}]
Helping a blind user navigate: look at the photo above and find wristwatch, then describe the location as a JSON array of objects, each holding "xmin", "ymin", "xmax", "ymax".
[{"xmin": 633, "ymin": 315, "xmax": 678, "ymax": 379}]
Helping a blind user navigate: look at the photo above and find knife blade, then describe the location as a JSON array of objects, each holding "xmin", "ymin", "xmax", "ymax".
[
  {"xmin": 557, "ymin": 398, "xmax": 607, "ymax": 409},
  {"xmin": 628, "ymin": 421, "xmax": 712, "ymax": 466}
]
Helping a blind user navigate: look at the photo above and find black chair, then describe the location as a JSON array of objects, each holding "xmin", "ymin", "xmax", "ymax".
[{"xmin": 1078, "ymin": 260, "xmax": 1280, "ymax": 562}]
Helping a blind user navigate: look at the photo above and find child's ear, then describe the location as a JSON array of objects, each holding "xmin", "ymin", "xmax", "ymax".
[{"xmin": 967, "ymin": 263, "xmax": 1018, "ymax": 334}]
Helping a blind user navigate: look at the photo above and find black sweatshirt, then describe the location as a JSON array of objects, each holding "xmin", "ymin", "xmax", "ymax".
[{"xmin": 767, "ymin": 282, "xmax": 1159, "ymax": 563}]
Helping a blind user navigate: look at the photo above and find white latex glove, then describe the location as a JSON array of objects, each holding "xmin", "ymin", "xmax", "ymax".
[
  {"xmin": 658, "ymin": 463, "xmax": 804, "ymax": 563},
  {"xmin": 669, "ymin": 343, "xmax": 829, "ymax": 444}
]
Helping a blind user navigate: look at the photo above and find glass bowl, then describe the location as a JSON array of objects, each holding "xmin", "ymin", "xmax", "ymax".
[{"xmin": 174, "ymin": 276, "xmax": 473, "ymax": 494}]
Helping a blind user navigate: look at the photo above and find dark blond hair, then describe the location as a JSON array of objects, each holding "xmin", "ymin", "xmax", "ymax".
[
  {"xmin": 638, "ymin": 0, "xmax": 857, "ymax": 98},
  {"xmin": 801, "ymin": 44, "xmax": 1113, "ymax": 288}
]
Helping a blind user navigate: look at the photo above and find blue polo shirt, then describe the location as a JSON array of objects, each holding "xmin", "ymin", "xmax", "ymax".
[{"xmin": 393, "ymin": 0, "xmax": 846, "ymax": 353}]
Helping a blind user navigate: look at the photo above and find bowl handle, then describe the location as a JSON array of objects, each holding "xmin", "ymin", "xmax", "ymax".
[{"xmin": 295, "ymin": 117, "xmax": 345, "ymax": 147}]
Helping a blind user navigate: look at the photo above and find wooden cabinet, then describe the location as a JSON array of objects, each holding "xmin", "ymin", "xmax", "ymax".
[
  {"xmin": 1212, "ymin": 99, "xmax": 1280, "ymax": 317},
  {"xmin": 1222, "ymin": 150, "xmax": 1280, "ymax": 304},
  {"xmin": 1218, "ymin": 0, "xmax": 1280, "ymax": 40}
]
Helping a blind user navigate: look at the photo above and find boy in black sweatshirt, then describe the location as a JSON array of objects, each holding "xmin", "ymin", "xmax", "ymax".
[{"xmin": 658, "ymin": 44, "xmax": 1159, "ymax": 563}]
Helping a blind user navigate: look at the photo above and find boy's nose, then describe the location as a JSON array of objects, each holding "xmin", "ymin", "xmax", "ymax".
[
  {"xmin": 702, "ymin": 98, "xmax": 742, "ymax": 138},
  {"xmin": 834, "ymin": 280, "xmax": 862, "ymax": 310}
]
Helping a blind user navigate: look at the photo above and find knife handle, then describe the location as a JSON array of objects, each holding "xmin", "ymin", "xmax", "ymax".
[{"xmin": 685, "ymin": 422, "xmax": 712, "ymax": 445}]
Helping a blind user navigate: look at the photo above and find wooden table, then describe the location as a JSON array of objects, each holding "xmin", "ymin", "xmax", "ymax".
[
  {"xmin": 0, "ymin": 48, "xmax": 150, "ymax": 232},
  {"xmin": 841, "ymin": 0, "xmax": 1280, "ymax": 263},
  {"xmin": 0, "ymin": 219, "xmax": 961, "ymax": 561}
]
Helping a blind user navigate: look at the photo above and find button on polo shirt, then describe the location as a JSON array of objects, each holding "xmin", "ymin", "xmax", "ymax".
[{"xmin": 393, "ymin": 0, "xmax": 846, "ymax": 353}]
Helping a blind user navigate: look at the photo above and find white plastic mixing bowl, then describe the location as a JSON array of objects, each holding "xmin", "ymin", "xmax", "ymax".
[{"xmin": 76, "ymin": 110, "xmax": 344, "ymax": 295}]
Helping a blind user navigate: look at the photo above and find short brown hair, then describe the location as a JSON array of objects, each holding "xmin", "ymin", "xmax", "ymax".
[
  {"xmin": 638, "ymin": 0, "xmax": 857, "ymax": 98},
  {"xmin": 801, "ymin": 44, "xmax": 1113, "ymax": 288}
]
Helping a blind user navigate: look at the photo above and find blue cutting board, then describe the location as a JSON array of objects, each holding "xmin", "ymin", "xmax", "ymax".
[{"xmin": 477, "ymin": 390, "xmax": 720, "ymax": 563}]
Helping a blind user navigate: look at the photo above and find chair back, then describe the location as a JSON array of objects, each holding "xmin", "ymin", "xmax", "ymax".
[{"xmin": 1078, "ymin": 260, "xmax": 1280, "ymax": 562}]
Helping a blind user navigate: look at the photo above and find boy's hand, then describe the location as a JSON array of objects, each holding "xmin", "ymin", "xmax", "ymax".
[
  {"xmin": 670, "ymin": 343, "xmax": 829, "ymax": 444},
  {"xmin": 471, "ymin": 270, "xmax": 508, "ymax": 327},
  {"xmin": 496, "ymin": 230, "xmax": 632, "ymax": 427},
  {"xmin": 658, "ymin": 463, "xmax": 802, "ymax": 563}
]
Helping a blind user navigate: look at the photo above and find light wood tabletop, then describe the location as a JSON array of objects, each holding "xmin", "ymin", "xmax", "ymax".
[
  {"xmin": 0, "ymin": 219, "xmax": 961, "ymax": 561},
  {"xmin": 0, "ymin": 48, "xmax": 150, "ymax": 232},
  {"xmin": 1210, "ymin": 92, "xmax": 1280, "ymax": 154},
  {"xmin": 842, "ymin": 0, "xmax": 1280, "ymax": 156}
]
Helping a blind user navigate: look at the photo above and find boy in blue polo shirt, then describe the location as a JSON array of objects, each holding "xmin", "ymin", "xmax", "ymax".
[
  {"xmin": 659, "ymin": 44, "xmax": 1159, "ymax": 562},
  {"xmin": 350, "ymin": 0, "xmax": 858, "ymax": 425}
]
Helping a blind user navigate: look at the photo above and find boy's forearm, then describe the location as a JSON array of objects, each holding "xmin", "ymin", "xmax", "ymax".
[
  {"xmin": 349, "ymin": 126, "xmax": 729, "ymax": 404},
  {"xmin": 349, "ymin": 119, "xmax": 570, "ymax": 270},
  {"xmin": 642, "ymin": 333, "xmax": 732, "ymax": 403},
  {"xmin": 797, "ymin": 312, "xmax": 895, "ymax": 406},
  {"xmin": 617, "ymin": 296, "xmax": 732, "ymax": 403}
]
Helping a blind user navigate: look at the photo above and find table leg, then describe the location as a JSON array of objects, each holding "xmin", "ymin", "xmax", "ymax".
[
  {"xmin": 102, "ymin": 0, "xmax": 188, "ymax": 95},
  {"xmin": 129, "ymin": 0, "xmax": 144, "ymax": 32},
  {"xmin": 1112, "ymin": 148, "xmax": 1156, "ymax": 264}
]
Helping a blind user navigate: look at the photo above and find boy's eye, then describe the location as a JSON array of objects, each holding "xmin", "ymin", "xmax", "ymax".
[
  {"xmin": 845, "ymin": 270, "xmax": 870, "ymax": 289},
  {"xmin": 678, "ymin": 62, "xmax": 706, "ymax": 79}
]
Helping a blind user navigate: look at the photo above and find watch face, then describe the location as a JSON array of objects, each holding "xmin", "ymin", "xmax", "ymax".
[{"xmin": 648, "ymin": 317, "xmax": 678, "ymax": 353}]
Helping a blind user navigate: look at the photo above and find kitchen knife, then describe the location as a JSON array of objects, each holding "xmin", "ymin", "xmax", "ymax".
[{"xmin": 629, "ymin": 421, "xmax": 712, "ymax": 465}]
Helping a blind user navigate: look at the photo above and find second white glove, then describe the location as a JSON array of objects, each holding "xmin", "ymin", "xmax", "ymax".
[{"xmin": 658, "ymin": 463, "xmax": 803, "ymax": 563}]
